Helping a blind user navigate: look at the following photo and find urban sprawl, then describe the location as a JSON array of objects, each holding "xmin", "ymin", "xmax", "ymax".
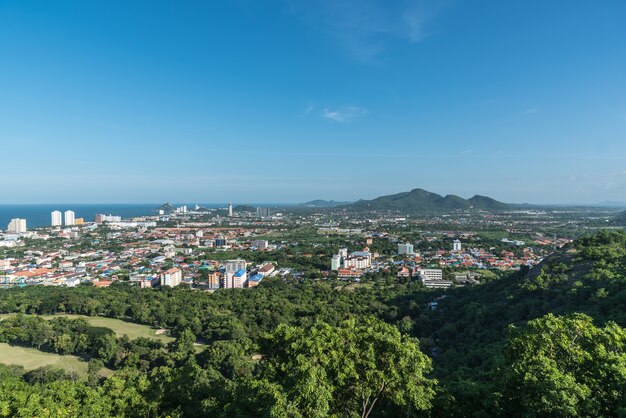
[{"xmin": 0, "ymin": 203, "xmax": 591, "ymax": 291}]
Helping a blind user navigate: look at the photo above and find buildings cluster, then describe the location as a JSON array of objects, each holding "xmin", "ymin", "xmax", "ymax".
[
  {"xmin": 95, "ymin": 214, "xmax": 122, "ymax": 223},
  {"xmin": 50, "ymin": 210, "xmax": 84, "ymax": 226},
  {"xmin": 331, "ymin": 248, "xmax": 373, "ymax": 278}
]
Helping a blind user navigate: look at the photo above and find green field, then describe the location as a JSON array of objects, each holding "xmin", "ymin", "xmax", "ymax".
[
  {"xmin": 0, "ymin": 313, "xmax": 175, "ymax": 343},
  {"xmin": 0, "ymin": 342, "xmax": 90, "ymax": 376}
]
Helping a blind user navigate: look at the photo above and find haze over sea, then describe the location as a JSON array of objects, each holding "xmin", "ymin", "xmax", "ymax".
[{"xmin": 0, "ymin": 203, "xmax": 283, "ymax": 229}]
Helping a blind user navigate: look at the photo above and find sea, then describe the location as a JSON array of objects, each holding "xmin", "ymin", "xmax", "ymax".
[{"xmin": 0, "ymin": 203, "xmax": 287, "ymax": 229}]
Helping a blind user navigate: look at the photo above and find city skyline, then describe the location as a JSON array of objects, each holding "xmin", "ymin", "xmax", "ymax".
[{"xmin": 1, "ymin": 0, "xmax": 626, "ymax": 204}]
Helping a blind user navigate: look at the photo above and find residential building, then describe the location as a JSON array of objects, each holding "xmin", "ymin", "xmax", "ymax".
[
  {"xmin": 228, "ymin": 203, "xmax": 233, "ymax": 217},
  {"xmin": 256, "ymin": 207, "xmax": 271, "ymax": 217},
  {"xmin": 64, "ymin": 210, "xmax": 75, "ymax": 226},
  {"xmin": 453, "ymin": 239, "xmax": 462, "ymax": 251},
  {"xmin": 398, "ymin": 243, "xmax": 414, "ymax": 255},
  {"xmin": 331, "ymin": 255, "xmax": 341, "ymax": 271},
  {"xmin": 95, "ymin": 214, "xmax": 122, "ymax": 223},
  {"xmin": 331, "ymin": 249, "xmax": 372, "ymax": 270},
  {"xmin": 417, "ymin": 269, "xmax": 452, "ymax": 288},
  {"xmin": 247, "ymin": 273, "xmax": 263, "ymax": 287},
  {"xmin": 51, "ymin": 211, "xmax": 62, "ymax": 226},
  {"xmin": 417, "ymin": 269, "xmax": 443, "ymax": 281},
  {"xmin": 207, "ymin": 271, "xmax": 221, "ymax": 289},
  {"xmin": 257, "ymin": 263, "xmax": 275, "ymax": 276},
  {"xmin": 160, "ymin": 268, "xmax": 182, "ymax": 287},
  {"xmin": 7, "ymin": 218, "xmax": 26, "ymax": 233},
  {"xmin": 225, "ymin": 259, "xmax": 246, "ymax": 275},
  {"xmin": 232, "ymin": 269, "xmax": 247, "ymax": 288}
]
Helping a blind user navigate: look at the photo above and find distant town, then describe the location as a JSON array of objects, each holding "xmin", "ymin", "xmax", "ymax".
[{"xmin": 2, "ymin": 190, "xmax": 617, "ymax": 292}]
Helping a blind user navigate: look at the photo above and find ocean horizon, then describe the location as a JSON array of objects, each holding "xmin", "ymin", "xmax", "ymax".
[{"xmin": 0, "ymin": 203, "xmax": 294, "ymax": 229}]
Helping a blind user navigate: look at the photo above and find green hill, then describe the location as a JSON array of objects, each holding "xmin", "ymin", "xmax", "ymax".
[{"xmin": 343, "ymin": 188, "xmax": 510, "ymax": 212}]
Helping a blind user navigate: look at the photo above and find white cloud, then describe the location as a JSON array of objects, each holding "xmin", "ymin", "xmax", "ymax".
[
  {"xmin": 302, "ymin": 103, "xmax": 316, "ymax": 116},
  {"xmin": 322, "ymin": 106, "xmax": 368, "ymax": 122},
  {"xmin": 287, "ymin": 0, "xmax": 445, "ymax": 61}
]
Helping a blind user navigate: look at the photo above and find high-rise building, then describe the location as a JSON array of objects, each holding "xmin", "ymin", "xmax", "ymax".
[
  {"xmin": 331, "ymin": 254, "xmax": 341, "ymax": 271},
  {"xmin": 64, "ymin": 210, "xmax": 75, "ymax": 226},
  {"xmin": 228, "ymin": 203, "xmax": 233, "ymax": 217},
  {"xmin": 256, "ymin": 207, "xmax": 271, "ymax": 217},
  {"xmin": 7, "ymin": 218, "xmax": 26, "ymax": 233},
  {"xmin": 453, "ymin": 239, "xmax": 462, "ymax": 251},
  {"xmin": 331, "ymin": 249, "xmax": 371, "ymax": 270},
  {"xmin": 225, "ymin": 259, "xmax": 246, "ymax": 275},
  {"xmin": 232, "ymin": 269, "xmax": 247, "ymax": 288},
  {"xmin": 160, "ymin": 268, "xmax": 182, "ymax": 287},
  {"xmin": 51, "ymin": 211, "xmax": 62, "ymax": 226},
  {"xmin": 398, "ymin": 243, "xmax": 414, "ymax": 255},
  {"xmin": 207, "ymin": 271, "xmax": 221, "ymax": 289}
]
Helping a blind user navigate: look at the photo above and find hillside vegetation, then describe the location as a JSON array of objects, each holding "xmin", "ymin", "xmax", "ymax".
[{"xmin": 0, "ymin": 230, "xmax": 625, "ymax": 416}]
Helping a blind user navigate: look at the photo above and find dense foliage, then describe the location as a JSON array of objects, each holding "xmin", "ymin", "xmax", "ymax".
[{"xmin": 0, "ymin": 230, "xmax": 626, "ymax": 416}]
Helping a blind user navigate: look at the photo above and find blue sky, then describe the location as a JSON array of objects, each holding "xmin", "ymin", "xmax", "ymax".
[{"xmin": 1, "ymin": 0, "xmax": 626, "ymax": 204}]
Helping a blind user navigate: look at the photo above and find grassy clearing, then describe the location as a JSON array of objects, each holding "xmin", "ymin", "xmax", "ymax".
[
  {"xmin": 0, "ymin": 342, "xmax": 89, "ymax": 376},
  {"xmin": 0, "ymin": 313, "xmax": 175, "ymax": 343}
]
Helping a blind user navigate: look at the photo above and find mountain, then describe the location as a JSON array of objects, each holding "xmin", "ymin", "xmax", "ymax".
[
  {"xmin": 234, "ymin": 204, "xmax": 257, "ymax": 212},
  {"xmin": 301, "ymin": 199, "xmax": 352, "ymax": 208},
  {"xmin": 343, "ymin": 188, "xmax": 511, "ymax": 212},
  {"xmin": 467, "ymin": 195, "xmax": 511, "ymax": 211},
  {"xmin": 155, "ymin": 202, "xmax": 175, "ymax": 214}
]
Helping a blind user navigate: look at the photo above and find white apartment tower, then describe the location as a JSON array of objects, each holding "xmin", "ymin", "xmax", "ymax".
[
  {"xmin": 453, "ymin": 239, "xmax": 462, "ymax": 252},
  {"xmin": 7, "ymin": 218, "xmax": 27, "ymax": 233},
  {"xmin": 398, "ymin": 243, "xmax": 414, "ymax": 255},
  {"xmin": 51, "ymin": 211, "xmax": 62, "ymax": 226},
  {"xmin": 160, "ymin": 268, "xmax": 182, "ymax": 287},
  {"xmin": 225, "ymin": 259, "xmax": 247, "ymax": 275},
  {"xmin": 64, "ymin": 210, "xmax": 75, "ymax": 226},
  {"xmin": 331, "ymin": 254, "xmax": 341, "ymax": 271},
  {"xmin": 228, "ymin": 203, "xmax": 233, "ymax": 217}
]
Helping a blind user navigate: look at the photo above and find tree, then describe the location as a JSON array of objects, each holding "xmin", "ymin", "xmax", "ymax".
[
  {"xmin": 171, "ymin": 328, "xmax": 196, "ymax": 362},
  {"xmin": 254, "ymin": 318, "xmax": 437, "ymax": 418},
  {"xmin": 502, "ymin": 313, "xmax": 626, "ymax": 417}
]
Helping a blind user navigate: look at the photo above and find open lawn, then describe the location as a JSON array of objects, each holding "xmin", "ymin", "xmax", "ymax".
[
  {"xmin": 0, "ymin": 313, "xmax": 175, "ymax": 343},
  {"xmin": 0, "ymin": 342, "xmax": 89, "ymax": 376}
]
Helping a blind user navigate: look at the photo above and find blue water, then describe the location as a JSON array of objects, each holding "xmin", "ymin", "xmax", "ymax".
[{"xmin": 0, "ymin": 203, "xmax": 288, "ymax": 229}]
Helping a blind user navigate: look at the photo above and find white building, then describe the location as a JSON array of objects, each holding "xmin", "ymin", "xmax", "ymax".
[
  {"xmin": 64, "ymin": 210, "xmax": 75, "ymax": 226},
  {"xmin": 225, "ymin": 259, "xmax": 246, "ymax": 275},
  {"xmin": 51, "ymin": 211, "xmax": 62, "ymax": 226},
  {"xmin": 453, "ymin": 239, "xmax": 462, "ymax": 251},
  {"xmin": 417, "ymin": 269, "xmax": 443, "ymax": 281},
  {"xmin": 160, "ymin": 268, "xmax": 182, "ymax": 287},
  {"xmin": 7, "ymin": 218, "xmax": 26, "ymax": 233},
  {"xmin": 331, "ymin": 255, "xmax": 341, "ymax": 271},
  {"xmin": 331, "ymin": 249, "xmax": 372, "ymax": 270},
  {"xmin": 398, "ymin": 243, "xmax": 414, "ymax": 255},
  {"xmin": 232, "ymin": 269, "xmax": 247, "ymax": 288},
  {"xmin": 95, "ymin": 214, "xmax": 122, "ymax": 223},
  {"xmin": 417, "ymin": 269, "xmax": 452, "ymax": 288},
  {"xmin": 228, "ymin": 203, "xmax": 233, "ymax": 217}
]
